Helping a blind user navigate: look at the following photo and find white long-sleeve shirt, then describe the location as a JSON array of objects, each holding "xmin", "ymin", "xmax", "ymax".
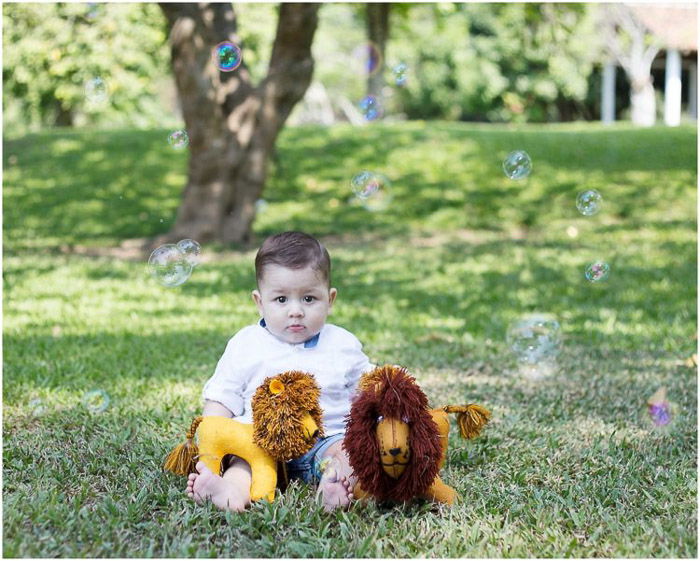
[{"xmin": 202, "ymin": 321, "xmax": 374, "ymax": 435}]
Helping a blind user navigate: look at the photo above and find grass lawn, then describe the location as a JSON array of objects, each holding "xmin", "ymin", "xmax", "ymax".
[{"xmin": 2, "ymin": 121, "xmax": 697, "ymax": 557}]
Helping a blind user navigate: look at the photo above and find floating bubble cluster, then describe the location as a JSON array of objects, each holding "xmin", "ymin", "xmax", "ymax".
[
  {"xmin": 585, "ymin": 260, "xmax": 610, "ymax": 282},
  {"xmin": 148, "ymin": 239, "xmax": 201, "ymax": 287},
  {"xmin": 358, "ymin": 95, "xmax": 383, "ymax": 121},
  {"xmin": 392, "ymin": 63, "xmax": 408, "ymax": 86},
  {"xmin": 168, "ymin": 130, "xmax": 189, "ymax": 149},
  {"xmin": 85, "ymin": 77, "xmax": 108, "ymax": 105},
  {"xmin": 214, "ymin": 41, "xmax": 242, "ymax": 72},
  {"xmin": 502, "ymin": 150, "xmax": 532, "ymax": 180},
  {"xmin": 83, "ymin": 389, "xmax": 110, "ymax": 414},
  {"xmin": 507, "ymin": 314, "xmax": 561, "ymax": 378},
  {"xmin": 351, "ymin": 170, "xmax": 392, "ymax": 211},
  {"xmin": 576, "ymin": 189, "xmax": 602, "ymax": 216},
  {"xmin": 352, "ymin": 42, "xmax": 382, "ymax": 76}
]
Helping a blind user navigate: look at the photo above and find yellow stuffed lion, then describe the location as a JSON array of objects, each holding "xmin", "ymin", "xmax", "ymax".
[{"xmin": 164, "ymin": 370, "xmax": 324, "ymax": 502}]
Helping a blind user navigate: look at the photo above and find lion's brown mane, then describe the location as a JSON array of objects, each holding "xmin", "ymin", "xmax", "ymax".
[
  {"xmin": 252, "ymin": 370, "xmax": 324, "ymax": 461},
  {"xmin": 343, "ymin": 365, "xmax": 443, "ymax": 502}
]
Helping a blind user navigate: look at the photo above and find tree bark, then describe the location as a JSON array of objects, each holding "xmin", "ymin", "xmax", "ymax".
[
  {"xmin": 158, "ymin": 3, "xmax": 319, "ymax": 245},
  {"xmin": 366, "ymin": 3, "xmax": 390, "ymax": 99}
]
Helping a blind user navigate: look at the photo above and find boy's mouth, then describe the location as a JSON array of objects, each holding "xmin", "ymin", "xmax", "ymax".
[{"xmin": 287, "ymin": 325, "xmax": 306, "ymax": 332}]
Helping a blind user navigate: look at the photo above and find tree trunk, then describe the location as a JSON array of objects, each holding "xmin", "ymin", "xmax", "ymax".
[
  {"xmin": 600, "ymin": 4, "xmax": 659, "ymax": 127},
  {"xmin": 630, "ymin": 76, "xmax": 656, "ymax": 127},
  {"xmin": 366, "ymin": 3, "xmax": 390, "ymax": 99},
  {"xmin": 54, "ymin": 101, "xmax": 74, "ymax": 127},
  {"xmin": 158, "ymin": 3, "xmax": 319, "ymax": 245}
]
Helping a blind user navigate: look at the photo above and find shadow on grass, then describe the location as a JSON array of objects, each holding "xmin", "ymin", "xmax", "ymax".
[{"xmin": 4, "ymin": 123, "xmax": 696, "ymax": 253}]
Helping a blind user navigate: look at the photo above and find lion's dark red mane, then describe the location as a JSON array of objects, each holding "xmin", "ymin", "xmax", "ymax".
[{"xmin": 343, "ymin": 365, "xmax": 443, "ymax": 502}]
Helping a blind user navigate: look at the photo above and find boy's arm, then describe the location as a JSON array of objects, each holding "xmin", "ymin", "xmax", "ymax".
[{"xmin": 202, "ymin": 399, "xmax": 234, "ymax": 418}]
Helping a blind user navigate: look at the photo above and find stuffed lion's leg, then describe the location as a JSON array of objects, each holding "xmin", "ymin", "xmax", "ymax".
[
  {"xmin": 248, "ymin": 456, "xmax": 278, "ymax": 502},
  {"xmin": 429, "ymin": 409, "xmax": 450, "ymax": 470},
  {"xmin": 351, "ymin": 480, "xmax": 371, "ymax": 501},
  {"xmin": 422, "ymin": 475, "xmax": 458, "ymax": 505}
]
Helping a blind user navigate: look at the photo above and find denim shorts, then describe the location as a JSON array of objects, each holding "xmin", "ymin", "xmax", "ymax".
[{"xmin": 286, "ymin": 432, "xmax": 344, "ymax": 484}]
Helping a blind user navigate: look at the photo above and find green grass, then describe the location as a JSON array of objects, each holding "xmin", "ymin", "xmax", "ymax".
[{"xmin": 3, "ymin": 122, "xmax": 697, "ymax": 557}]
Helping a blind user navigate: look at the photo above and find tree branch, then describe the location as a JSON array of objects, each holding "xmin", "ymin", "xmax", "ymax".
[{"xmin": 260, "ymin": 3, "xmax": 320, "ymax": 126}]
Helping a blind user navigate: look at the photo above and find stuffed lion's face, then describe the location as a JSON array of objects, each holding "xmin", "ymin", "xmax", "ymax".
[
  {"xmin": 344, "ymin": 365, "xmax": 443, "ymax": 502},
  {"xmin": 252, "ymin": 370, "xmax": 324, "ymax": 461},
  {"xmin": 376, "ymin": 417, "xmax": 410, "ymax": 478}
]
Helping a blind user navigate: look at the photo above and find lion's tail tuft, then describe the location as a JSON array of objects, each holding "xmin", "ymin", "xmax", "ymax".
[
  {"xmin": 443, "ymin": 404, "xmax": 491, "ymax": 439},
  {"xmin": 163, "ymin": 416, "xmax": 202, "ymax": 476}
]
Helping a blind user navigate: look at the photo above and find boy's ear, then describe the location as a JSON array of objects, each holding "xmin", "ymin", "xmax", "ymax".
[
  {"xmin": 328, "ymin": 287, "xmax": 337, "ymax": 307},
  {"xmin": 252, "ymin": 290, "xmax": 264, "ymax": 314}
]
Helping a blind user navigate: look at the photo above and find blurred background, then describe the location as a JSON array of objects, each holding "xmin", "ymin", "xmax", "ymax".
[{"xmin": 3, "ymin": 2, "xmax": 697, "ymax": 136}]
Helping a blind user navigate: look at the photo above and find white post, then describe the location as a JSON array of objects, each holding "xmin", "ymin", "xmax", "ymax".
[
  {"xmin": 689, "ymin": 61, "xmax": 697, "ymax": 120},
  {"xmin": 601, "ymin": 62, "xmax": 616, "ymax": 124},
  {"xmin": 664, "ymin": 48, "xmax": 682, "ymax": 126}
]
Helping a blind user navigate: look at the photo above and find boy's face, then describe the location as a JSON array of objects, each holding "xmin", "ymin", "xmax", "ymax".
[{"xmin": 252, "ymin": 264, "xmax": 337, "ymax": 345}]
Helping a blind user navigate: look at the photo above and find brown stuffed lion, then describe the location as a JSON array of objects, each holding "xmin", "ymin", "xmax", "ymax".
[{"xmin": 343, "ymin": 364, "xmax": 490, "ymax": 505}]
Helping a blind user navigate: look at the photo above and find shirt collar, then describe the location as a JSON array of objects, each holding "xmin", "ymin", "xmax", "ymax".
[{"xmin": 259, "ymin": 318, "xmax": 320, "ymax": 348}]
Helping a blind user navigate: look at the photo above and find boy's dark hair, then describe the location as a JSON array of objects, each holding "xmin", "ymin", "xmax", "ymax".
[{"xmin": 255, "ymin": 231, "xmax": 331, "ymax": 287}]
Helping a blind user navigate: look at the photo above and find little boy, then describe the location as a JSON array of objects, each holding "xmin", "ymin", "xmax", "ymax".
[{"xmin": 186, "ymin": 231, "xmax": 374, "ymax": 512}]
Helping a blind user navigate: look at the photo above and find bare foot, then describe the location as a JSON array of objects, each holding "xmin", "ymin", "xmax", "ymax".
[
  {"xmin": 317, "ymin": 455, "xmax": 356, "ymax": 512},
  {"xmin": 185, "ymin": 461, "xmax": 249, "ymax": 512}
]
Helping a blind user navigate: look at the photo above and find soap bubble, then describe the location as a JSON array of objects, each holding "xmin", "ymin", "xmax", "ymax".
[
  {"xmin": 255, "ymin": 199, "xmax": 269, "ymax": 214},
  {"xmin": 84, "ymin": 77, "xmax": 108, "ymax": 105},
  {"xmin": 83, "ymin": 389, "xmax": 110, "ymax": 414},
  {"xmin": 358, "ymin": 95, "xmax": 383, "ymax": 121},
  {"xmin": 168, "ymin": 130, "xmax": 189, "ymax": 149},
  {"xmin": 214, "ymin": 41, "xmax": 242, "ymax": 72},
  {"xmin": 392, "ymin": 63, "xmax": 408, "ymax": 86},
  {"xmin": 516, "ymin": 361, "xmax": 558, "ymax": 380},
  {"xmin": 29, "ymin": 398, "xmax": 46, "ymax": 416},
  {"xmin": 176, "ymin": 239, "xmax": 201, "ymax": 267},
  {"xmin": 507, "ymin": 314, "xmax": 561, "ymax": 373},
  {"xmin": 351, "ymin": 171, "xmax": 392, "ymax": 211},
  {"xmin": 352, "ymin": 42, "xmax": 382, "ymax": 76},
  {"xmin": 645, "ymin": 387, "xmax": 676, "ymax": 430},
  {"xmin": 576, "ymin": 189, "xmax": 602, "ymax": 216},
  {"xmin": 351, "ymin": 171, "xmax": 376, "ymax": 198},
  {"xmin": 566, "ymin": 226, "xmax": 579, "ymax": 238},
  {"xmin": 148, "ymin": 244, "xmax": 193, "ymax": 287},
  {"xmin": 585, "ymin": 260, "xmax": 610, "ymax": 282},
  {"xmin": 86, "ymin": 2, "xmax": 99, "ymax": 20},
  {"xmin": 502, "ymin": 150, "xmax": 532, "ymax": 180}
]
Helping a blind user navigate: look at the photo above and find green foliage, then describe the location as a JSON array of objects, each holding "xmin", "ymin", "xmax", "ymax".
[
  {"xmin": 2, "ymin": 2, "xmax": 171, "ymax": 135},
  {"xmin": 2, "ymin": 3, "xmax": 610, "ymax": 132},
  {"xmin": 3, "ymin": 123, "xmax": 697, "ymax": 556},
  {"xmin": 389, "ymin": 3, "xmax": 603, "ymax": 122}
]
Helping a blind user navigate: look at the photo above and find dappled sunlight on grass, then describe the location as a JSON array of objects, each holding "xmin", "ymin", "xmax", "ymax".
[{"xmin": 3, "ymin": 122, "xmax": 696, "ymax": 557}]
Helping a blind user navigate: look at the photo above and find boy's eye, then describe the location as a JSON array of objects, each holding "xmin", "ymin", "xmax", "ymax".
[
  {"xmin": 303, "ymin": 296, "xmax": 315, "ymax": 303},
  {"xmin": 275, "ymin": 296, "xmax": 287, "ymax": 303}
]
